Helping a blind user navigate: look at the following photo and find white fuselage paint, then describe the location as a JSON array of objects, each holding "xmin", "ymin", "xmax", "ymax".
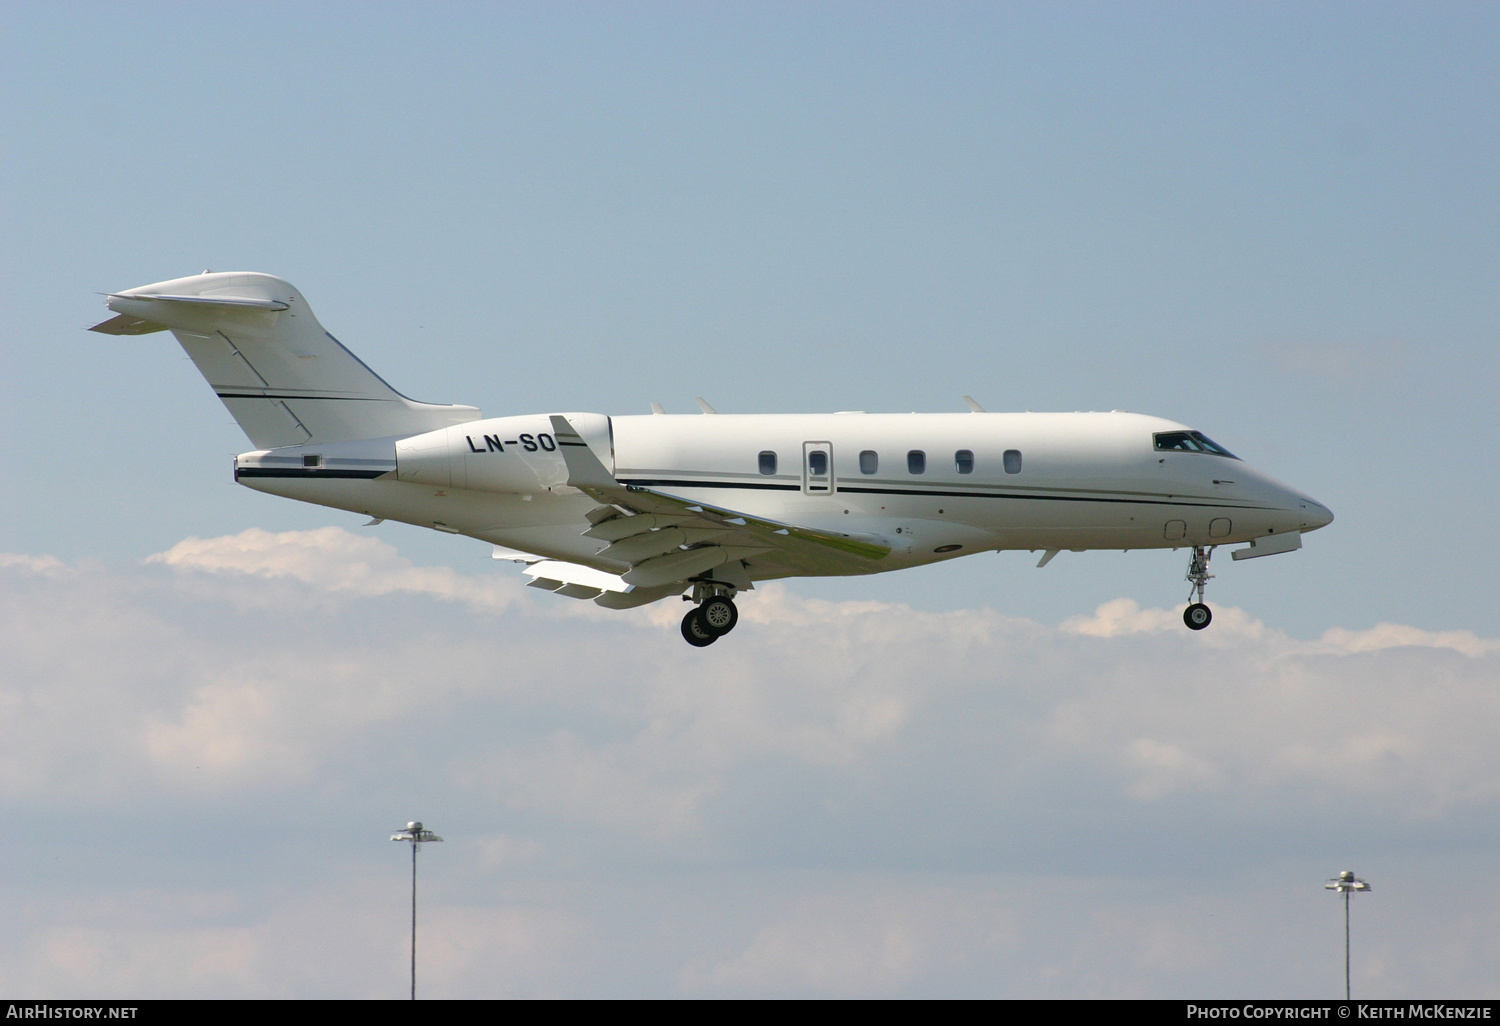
[{"xmin": 234, "ymin": 410, "xmax": 1331, "ymax": 580}]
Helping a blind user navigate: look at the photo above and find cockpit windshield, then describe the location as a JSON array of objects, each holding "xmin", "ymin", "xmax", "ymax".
[{"xmin": 1153, "ymin": 431, "xmax": 1238, "ymax": 459}]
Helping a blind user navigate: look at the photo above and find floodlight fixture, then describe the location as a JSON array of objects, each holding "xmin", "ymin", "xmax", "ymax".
[
  {"xmin": 391, "ymin": 821, "xmax": 443, "ymax": 1000},
  {"xmin": 1324, "ymin": 870, "xmax": 1371, "ymax": 1000}
]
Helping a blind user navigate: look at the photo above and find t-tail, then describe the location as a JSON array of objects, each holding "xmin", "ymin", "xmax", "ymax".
[{"xmin": 91, "ymin": 272, "xmax": 479, "ymax": 447}]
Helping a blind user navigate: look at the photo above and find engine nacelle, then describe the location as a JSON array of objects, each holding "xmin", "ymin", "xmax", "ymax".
[{"xmin": 395, "ymin": 413, "xmax": 613, "ymax": 494}]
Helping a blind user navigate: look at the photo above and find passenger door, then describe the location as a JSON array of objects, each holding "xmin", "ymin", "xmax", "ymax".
[{"xmin": 802, "ymin": 441, "xmax": 833, "ymax": 495}]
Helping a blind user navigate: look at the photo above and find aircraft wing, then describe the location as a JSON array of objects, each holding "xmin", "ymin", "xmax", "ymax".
[{"xmin": 548, "ymin": 415, "xmax": 893, "ymax": 590}]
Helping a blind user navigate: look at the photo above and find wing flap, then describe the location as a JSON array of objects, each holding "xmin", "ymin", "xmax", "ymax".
[
  {"xmin": 621, "ymin": 547, "xmax": 730, "ymax": 588},
  {"xmin": 523, "ymin": 559, "xmax": 632, "ymax": 595},
  {"xmin": 516, "ymin": 556, "xmax": 684, "ymax": 611},
  {"xmin": 583, "ymin": 512, "xmax": 694, "ymax": 541}
]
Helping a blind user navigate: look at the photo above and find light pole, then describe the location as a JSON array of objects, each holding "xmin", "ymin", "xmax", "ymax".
[
  {"xmin": 391, "ymin": 821, "xmax": 443, "ymax": 1000},
  {"xmin": 1324, "ymin": 870, "xmax": 1371, "ymax": 1000}
]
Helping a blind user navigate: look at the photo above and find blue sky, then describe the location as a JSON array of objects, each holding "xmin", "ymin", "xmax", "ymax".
[
  {"xmin": 1, "ymin": 1, "xmax": 1497, "ymax": 998},
  {"xmin": 5, "ymin": 0, "xmax": 1497, "ymax": 632}
]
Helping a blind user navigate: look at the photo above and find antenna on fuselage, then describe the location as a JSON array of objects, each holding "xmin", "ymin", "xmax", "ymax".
[
  {"xmin": 962, "ymin": 395, "xmax": 986, "ymax": 413},
  {"xmin": 694, "ymin": 397, "xmax": 718, "ymax": 414}
]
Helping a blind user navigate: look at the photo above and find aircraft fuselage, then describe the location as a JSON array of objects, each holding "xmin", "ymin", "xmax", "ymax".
[{"xmin": 235, "ymin": 410, "xmax": 1329, "ymax": 579}]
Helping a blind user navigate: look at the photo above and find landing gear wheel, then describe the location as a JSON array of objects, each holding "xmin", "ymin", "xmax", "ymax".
[
  {"xmin": 699, "ymin": 597, "xmax": 739, "ymax": 637},
  {"xmin": 681, "ymin": 609, "xmax": 717, "ymax": 647},
  {"xmin": 1182, "ymin": 546, "xmax": 1216, "ymax": 631}
]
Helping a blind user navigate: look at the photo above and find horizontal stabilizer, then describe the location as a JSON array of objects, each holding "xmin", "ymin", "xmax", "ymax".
[
  {"xmin": 106, "ymin": 292, "xmax": 290, "ymax": 311},
  {"xmin": 89, "ymin": 313, "xmax": 168, "ymax": 335}
]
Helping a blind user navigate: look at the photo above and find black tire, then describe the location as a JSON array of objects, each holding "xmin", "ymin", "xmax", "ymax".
[
  {"xmin": 1184, "ymin": 603, "xmax": 1212, "ymax": 630},
  {"xmin": 681, "ymin": 608, "xmax": 717, "ymax": 646},
  {"xmin": 699, "ymin": 597, "xmax": 739, "ymax": 636}
]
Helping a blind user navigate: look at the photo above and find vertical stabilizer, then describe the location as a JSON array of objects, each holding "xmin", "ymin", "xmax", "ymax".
[{"xmin": 92, "ymin": 272, "xmax": 480, "ymax": 447}]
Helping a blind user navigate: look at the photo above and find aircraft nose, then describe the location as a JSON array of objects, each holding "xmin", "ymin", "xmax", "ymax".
[{"xmin": 1300, "ymin": 498, "xmax": 1334, "ymax": 532}]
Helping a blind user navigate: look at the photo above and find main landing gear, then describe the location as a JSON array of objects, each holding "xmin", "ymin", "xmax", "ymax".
[
  {"xmin": 680, "ymin": 584, "xmax": 740, "ymax": 647},
  {"xmin": 1183, "ymin": 545, "xmax": 1215, "ymax": 631}
]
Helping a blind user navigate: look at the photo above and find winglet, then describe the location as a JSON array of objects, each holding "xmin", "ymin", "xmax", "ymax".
[{"xmin": 548, "ymin": 415, "xmax": 619, "ymax": 489}]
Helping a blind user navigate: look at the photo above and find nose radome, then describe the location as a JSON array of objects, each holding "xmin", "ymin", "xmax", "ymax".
[{"xmin": 1301, "ymin": 499, "xmax": 1334, "ymax": 532}]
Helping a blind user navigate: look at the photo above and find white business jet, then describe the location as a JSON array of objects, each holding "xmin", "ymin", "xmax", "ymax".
[{"xmin": 93, "ymin": 272, "xmax": 1332, "ymax": 646}]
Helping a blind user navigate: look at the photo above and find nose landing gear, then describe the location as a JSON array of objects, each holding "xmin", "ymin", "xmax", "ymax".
[
  {"xmin": 1183, "ymin": 545, "xmax": 1215, "ymax": 630},
  {"xmin": 679, "ymin": 584, "xmax": 740, "ymax": 647}
]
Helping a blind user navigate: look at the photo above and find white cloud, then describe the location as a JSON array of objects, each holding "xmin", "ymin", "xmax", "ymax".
[
  {"xmin": 147, "ymin": 526, "xmax": 526, "ymax": 612},
  {"xmin": 0, "ymin": 553, "xmax": 68, "ymax": 574},
  {"xmin": 1062, "ymin": 596, "xmax": 1186, "ymax": 637},
  {"xmin": 682, "ymin": 889, "xmax": 933, "ymax": 996},
  {"xmin": 1123, "ymin": 738, "xmax": 1225, "ymax": 801},
  {"xmin": 453, "ymin": 730, "xmax": 719, "ymax": 841},
  {"xmin": 1314, "ymin": 622, "xmax": 1499, "ymax": 659},
  {"xmin": 3, "ymin": 531, "xmax": 1500, "ymax": 996}
]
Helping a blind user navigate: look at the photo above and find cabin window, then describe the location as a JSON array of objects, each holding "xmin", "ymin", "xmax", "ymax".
[
  {"xmin": 1153, "ymin": 431, "xmax": 1238, "ymax": 459},
  {"xmin": 1003, "ymin": 449, "xmax": 1022, "ymax": 474},
  {"xmin": 302, "ymin": 454, "xmax": 323, "ymax": 468},
  {"xmin": 907, "ymin": 450, "xmax": 926, "ymax": 474},
  {"xmin": 808, "ymin": 450, "xmax": 828, "ymax": 476},
  {"xmin": 955, "ymin": 450, "xmax": 974, "ymax": 474},
  {"xmin": 758, "ymin": 451, "xmax": 777, "ymax": 475},
  {"xmin": 859, "ymin": 450, "xmax": 878, "ymax": 474}
]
